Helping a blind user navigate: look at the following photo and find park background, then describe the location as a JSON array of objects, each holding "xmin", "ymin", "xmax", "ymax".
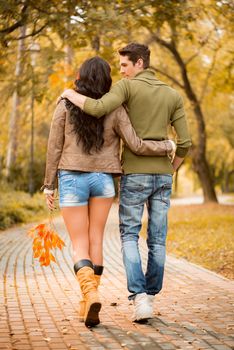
[{"xmin": 0, "ymin": 1, "xmax": 233, "ymax": 278}]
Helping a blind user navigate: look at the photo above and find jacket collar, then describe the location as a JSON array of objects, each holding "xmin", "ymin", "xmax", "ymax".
[
  {"xmin": 134, "ymin": 68, "xmax": 155, "ymax": 78},
  {"xmin": 132, "ymin": 69, "xmax": 167, "ymax": 86}
]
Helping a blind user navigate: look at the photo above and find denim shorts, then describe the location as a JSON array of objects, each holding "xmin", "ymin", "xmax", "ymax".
[{"xmin": 58, "ymin": 170, "xmax": 115, "ymax": 207}]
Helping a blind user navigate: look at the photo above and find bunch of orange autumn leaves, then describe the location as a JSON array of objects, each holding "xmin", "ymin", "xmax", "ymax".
[{"xmin": 28, "ymin": 218, "xmax": 65, "ymax": 266}]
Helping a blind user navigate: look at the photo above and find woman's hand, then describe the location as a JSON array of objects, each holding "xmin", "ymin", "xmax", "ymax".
[
  {"xmin": 46, "ymin": 193, "xmax": 55, "ymax": 210},
  {"xmin": 45, "ymin": 193, "xmax": 55, "ymax": 211},
  {"xmin": 172, "ymin": 155, "xmax": 184, "ymax": 172}
]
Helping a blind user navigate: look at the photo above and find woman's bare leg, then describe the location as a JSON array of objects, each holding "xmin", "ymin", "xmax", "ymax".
[
  {"xmin": 61, "ymin": 205, "xmax": 103, "ymax": 327},
  {"xmin": 88, "ymin": 197, "xmax": 114, "ymax": 265},
  {"xmin": 61, "ymin": 206, "xmax": 89, "ymax": 263}
]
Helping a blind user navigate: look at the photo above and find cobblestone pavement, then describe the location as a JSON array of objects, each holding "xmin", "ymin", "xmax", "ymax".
[{"xmin": 0, "ymin": 203, "xmax": 234, "ymax": 350}]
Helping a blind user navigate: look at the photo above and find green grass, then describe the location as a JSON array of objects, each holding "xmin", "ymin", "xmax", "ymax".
[
  {"xmin": 0, "ymin": 191, "xmax": 49, "ymax": 230},
  {"xmin": 141, "ymin": 204, "xmax": 234, "ymax": 280}
]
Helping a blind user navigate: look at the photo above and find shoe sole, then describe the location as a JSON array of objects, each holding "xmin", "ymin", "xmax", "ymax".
[
  {"xmin": 134, "ymin": 318, "xmax": 149, "ymax": 324},
  {"xmin": 133, "ymin": 312, "xmax": 153, "ymax": 322},
  {"xmin": 85, "ymin": 302, "xmax": 101, "ymax": 327}
]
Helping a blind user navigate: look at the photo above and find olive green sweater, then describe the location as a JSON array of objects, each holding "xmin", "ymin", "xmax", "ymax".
[{"xmin": 84, "ymin": 69, "xmax": 192, "ymax": 174}]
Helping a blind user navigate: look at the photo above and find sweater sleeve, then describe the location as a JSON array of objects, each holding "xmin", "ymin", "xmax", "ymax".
[
  {"xmin": 41, "ymin": 100, "xmax": 66, "ymax": 191},
  {"xmin": 84, "ymin": 79, "xmax": 129, "ymax": 118},
  {"xmin": 171, "ymin": 94, "xmax": 192, "ymax": 158},
  {"xmin": 114, "ymin": 107, "xmax": 173, "ymax": 156}
]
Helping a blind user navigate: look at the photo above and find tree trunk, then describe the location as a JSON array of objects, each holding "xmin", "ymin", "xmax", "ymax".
[
  {"xmin": 64, "ymin": 21, "xmax": 73, "ymax": 83},
  {"xmin": 5, "ymin": 26, "xmax": 26, "ymax": 178},
  {"xmin": 91, "ymin": 35, "xmax": 100, "ymax": 53},
  {"xmin": 189, "ymin": 105, "xmax": 218, "ymax": 203},
  {"xmin": 192, "ymin": 148, "xmax": 218, "ymax": 202},
  {"xmin": 223, "ymin": 170, "xmax": 234, "ymax": 193},
  {"xmin": 187, "ymin": 102, "xmax": 218, "ymax": 203},
  {"xmin": 64, "ymin": 44, "xmax": 73, "ymax": 82},
  {"xmin": 65, "ymin": 45, "xmax": 73, "ymax": 66}
]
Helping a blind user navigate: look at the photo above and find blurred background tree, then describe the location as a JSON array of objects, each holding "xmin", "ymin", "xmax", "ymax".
[{"xmin": 0, "ymin": 0, "xmax": 233, "ymax": 203}]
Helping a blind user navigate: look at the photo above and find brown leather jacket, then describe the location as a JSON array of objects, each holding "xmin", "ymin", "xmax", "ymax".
[{"xmin": 42, "ymin": 100, "xmax": 172, "ymax": 190}]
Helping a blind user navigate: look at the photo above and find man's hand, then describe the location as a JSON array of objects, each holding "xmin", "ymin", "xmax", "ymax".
[
  {"xmin": 61, "ymin": 89, "xmax": 75, "ymax": 99},
  {"xmin": 60, "ymin": 89, "xmax": 86, "ymax": 109}
]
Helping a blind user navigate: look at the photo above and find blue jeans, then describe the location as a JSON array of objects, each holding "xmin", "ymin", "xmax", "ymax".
[
  {"xmin": 119, "ymin": 174, "xmax": 172, "ymax": 300},
  {"xmin": 58, "ymin": 170, "xmax": 115, "ymax": 207}
]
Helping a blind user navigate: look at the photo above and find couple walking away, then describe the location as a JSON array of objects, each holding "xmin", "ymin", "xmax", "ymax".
[{"xmin": 42, "ymin": 42, "xmax": 191, "ymax": 327}]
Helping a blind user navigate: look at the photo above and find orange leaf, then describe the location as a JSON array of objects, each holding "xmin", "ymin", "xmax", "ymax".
[
  {"xmin": 44, "ymin": 239, "xmax": 52, "ymax": 250},
  {"xmin": 50, "ymin": 253, "xmax": 56, "ymax": 263},
  {"xmin": 36, "ymin": 224, "xmax": 46, "ymax": 231},
  {"xmin": 57, "ymin": 242, "xmax": 62, "ymax": 250},
  {"xmin": 33, "ymin": 250, "xmax": 40, "ymax": 258},
  {"xmin": 28, "ymin": 219, "xmax": 65, "ymax": 267},
  {"xmin": 28, "ymin": 228, "xmax": 35, "ymax": 238},
  {"xmin": 39, "ymin": 256, "xmax": 45, "ymax": 263},
  {"xmin": 42, "ymin": 258, "xmax": 50, "ymax": 266},
  {"xmin": 33, "ymin": 237, "xmax": 42, "ymax": 246},
  {"xmin": 38, "ymin": 229, "xmax": 45, "ymax": 238}
]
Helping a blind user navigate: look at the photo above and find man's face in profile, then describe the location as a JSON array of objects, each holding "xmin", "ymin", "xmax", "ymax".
[{"xmin": 119, "ymin": 55, "xmax": 143, "ymax": 79}]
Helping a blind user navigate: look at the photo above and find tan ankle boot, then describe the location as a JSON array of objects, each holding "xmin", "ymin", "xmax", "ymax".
[
  {"xmin": 76, "ymin": 266, "xmax": 101, "ymax": 327},
  {"xmin": 78, "ymin": 274, "xmax": 101, "ymax": 321},
  {"xmin": 78, "ymin": 296, "xmax": 86, "ymax": 322},
  {"xmin": 94, "ymin": 274, "xmax": 101, "ymax": 287}
]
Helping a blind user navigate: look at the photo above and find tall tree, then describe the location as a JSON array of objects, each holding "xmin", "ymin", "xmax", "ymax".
[{"xmin": 5, "ymin": 26, "xmax": 26, "ymax": 178}]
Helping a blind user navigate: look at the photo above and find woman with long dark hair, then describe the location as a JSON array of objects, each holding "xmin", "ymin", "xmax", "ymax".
[{"xmin": 42, "ymin": 56, "xmax": 175, "ymax": 327}]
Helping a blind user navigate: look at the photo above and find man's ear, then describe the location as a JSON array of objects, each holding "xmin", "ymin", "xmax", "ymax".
[{"xmin": 136, "ymin": 58, "xmax": 144, "ymax": 69}]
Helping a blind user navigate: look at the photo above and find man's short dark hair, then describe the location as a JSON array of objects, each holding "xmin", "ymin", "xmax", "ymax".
[{"xmin": 118, "ymin": 43, "xmax": 150, "ymax": 69}]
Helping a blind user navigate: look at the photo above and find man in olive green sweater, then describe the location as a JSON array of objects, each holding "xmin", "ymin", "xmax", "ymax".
[{"xmin": 61, "ymin": 43, "xmax": 191, "ymax": 322}]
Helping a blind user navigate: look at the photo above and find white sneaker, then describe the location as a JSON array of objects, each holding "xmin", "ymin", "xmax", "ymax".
[
  {"xmin": 168, "ymin": 140, "xmax": 176, "ymax": 161},
  {"xmin": 147, "ymin": 295, "xmax": 154, "ymax": 309},
  {"xmin": 132, "ymin": 293, "xmax": 153, "ymax": 322}
]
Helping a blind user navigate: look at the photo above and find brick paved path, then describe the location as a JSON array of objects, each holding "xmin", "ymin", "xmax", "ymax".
[{"xmin": 0, "ymin": 203, "xmax": 234, "ymax": 350}]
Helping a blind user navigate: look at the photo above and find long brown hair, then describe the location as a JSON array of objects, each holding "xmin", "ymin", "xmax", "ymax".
[{"xmin": 65, "ymin": 56, "xmax": 112, "ymax": 154}]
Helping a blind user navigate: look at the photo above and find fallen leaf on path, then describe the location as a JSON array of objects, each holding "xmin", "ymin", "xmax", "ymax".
[{"xmin": 43, "ymin": 337, "xmax": 51, "ymax": 342}]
